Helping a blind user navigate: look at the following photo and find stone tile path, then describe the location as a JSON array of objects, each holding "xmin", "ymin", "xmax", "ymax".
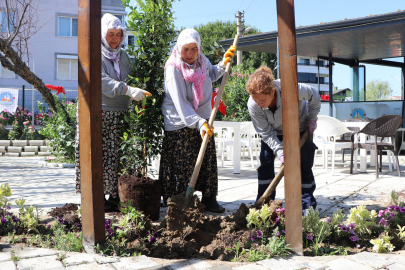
[{"xmin": 1, "ymin": 152, "xmax": 405, "ymax": 269}]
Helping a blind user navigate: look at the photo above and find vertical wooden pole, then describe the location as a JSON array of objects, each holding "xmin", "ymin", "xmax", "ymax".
[
  {"xmin": 78, "ymin": 0, "xmax": 105, "ymax": 245},
  {"xmin": 276, "ymin": 0, "xmax": 303, "ymax": 254}
]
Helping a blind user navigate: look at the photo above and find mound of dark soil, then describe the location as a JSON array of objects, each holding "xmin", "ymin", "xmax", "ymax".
[{"xmin": 48, "ymin": 203, "xmax": 79, "ymax": 218}]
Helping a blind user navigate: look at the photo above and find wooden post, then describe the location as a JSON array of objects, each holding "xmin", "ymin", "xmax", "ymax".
[
  {"xmin": 276, "ymin": 0, "xmax": 303, "ymax": 254},
  {"xmin": 78, "ymin": 0, "xmax": 105, "ymax": 245}
]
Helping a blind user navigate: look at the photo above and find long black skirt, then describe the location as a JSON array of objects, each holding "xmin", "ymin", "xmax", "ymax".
[{"xmin": 159, "ymin": 127, "xmax": 218, "ymax": 203}]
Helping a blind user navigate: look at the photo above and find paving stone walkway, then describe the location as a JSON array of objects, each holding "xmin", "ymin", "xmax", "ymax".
[{"xmin": 1, "ymin": 153, "xmax": 405, "ymax": 269}]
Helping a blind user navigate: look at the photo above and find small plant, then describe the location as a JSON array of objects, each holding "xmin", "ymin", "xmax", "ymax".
[
  {"xmin": 0, "ymin": 183, "xmax": 12, "ymax": 209},
  {"xmin": 302, "ymin": 207, "xmax": 331, "ymax": 247},
  {"xmin": 347, "ymin": 205, "xmax": 377, "ymax": 235},
  {"xmin": 370, "ymin": 232, "xmax": 395, "ymax": 253},
  {"xmin": 114, "ymin": 201, "xmax": 145, "ymax": 239},
  {"xmin": 15, "ymin": 198, "xmax": 40, "ymax": 231},
  {"xmin": 11, "ymin": 256, "xmax": 20, "ymax": 262},
  {"xmin": 226, "ymin": 241, "xmax": 246, "ymax": 262},
  {"xmin": 246, "ymin": 204, "xmax": 276, "ymax": 233}
]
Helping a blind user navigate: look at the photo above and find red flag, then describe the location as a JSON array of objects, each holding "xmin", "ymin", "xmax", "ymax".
[
  {"xmin": 211, "ymin": 92, "xmax": 226, "ymax": 116},
  {"xmin": 321, "ymin": 95, "xmax": 330, "ymax": 101},
  {"xmin": 45, "ymin": 84, "xmax": 66, "ymax": 95}
]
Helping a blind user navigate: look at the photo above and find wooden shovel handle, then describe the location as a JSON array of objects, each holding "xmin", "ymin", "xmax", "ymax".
[
  {"xmin": 254, "ymin": 130, "xmax": 310, "ymax": 208},
  {"xmin": 188, "ymin": 34, "xmax": 240, "ymax": 190}
]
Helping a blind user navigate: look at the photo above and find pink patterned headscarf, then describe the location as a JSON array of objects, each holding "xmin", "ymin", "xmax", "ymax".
[{"xmin": 165, "ymin": 29, "xmax": 206, "ymax": 110}]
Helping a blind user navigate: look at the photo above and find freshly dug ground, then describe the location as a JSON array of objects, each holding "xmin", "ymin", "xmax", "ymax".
[
  {"xmin": 45, "ymin": 198, "xmax": 283, "ymax": 260},
  {"xmin": 43, "ymin": 197, "xmax": 386, "ymax": 260}
]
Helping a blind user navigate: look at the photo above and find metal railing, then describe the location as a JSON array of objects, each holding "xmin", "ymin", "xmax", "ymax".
[{"xmin": 0, "ymin": 85, "xmax": 78, "ymax": 125}]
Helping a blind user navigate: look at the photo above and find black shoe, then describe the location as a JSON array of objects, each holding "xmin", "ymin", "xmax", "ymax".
[
  {"xmin": 104, "ymin": 200, "xmax": 112, "ymax": 211},
  {"xmin": 201, "ymin": 195, "xmax": 225, "ymax": 213},
  {"xmin": 107, "ymin": 196, "xmax": 120, "ymax": 206}
]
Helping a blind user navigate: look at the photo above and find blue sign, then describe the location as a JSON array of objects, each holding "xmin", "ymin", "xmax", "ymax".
[
  {"xmin": 0, "ymin": 91, "xmax": 15, "ymax": 106},
  {"xmin": 350, "ymin": 108, "xmax": 366, "ymax": 119}
]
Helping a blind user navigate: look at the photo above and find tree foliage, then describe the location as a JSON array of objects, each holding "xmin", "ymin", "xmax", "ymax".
[
  {"xmin": 366, "ymin": 79, "xmax": 393, "ymax": 101},
  {"xmin": 193, "ymin": 20, "xmax": 277, "ymax": 74},
  {"xmin": 122, "ymin": 0, "xmax": 177, "ymax": 178}
]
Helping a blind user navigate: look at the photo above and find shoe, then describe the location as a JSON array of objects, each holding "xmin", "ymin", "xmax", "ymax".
[
  {"xmin": 201, "ymin": 195, "xmax": 225, "ymax": 213},
  {"xmin": 104, "ymin": 200, "xmax": 112, "ymax": 211},
  {"xmin": 107, "ymin": 196, "xmax": 120, "ymax": 206}
]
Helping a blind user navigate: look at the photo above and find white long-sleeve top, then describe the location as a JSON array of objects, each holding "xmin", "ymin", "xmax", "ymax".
[
  {"xmin": 248, "ymin": 80, "xmax": 321, "ymax": 158},
  {"xmin": 162, "ymin": 57, "xmax": 225, "ymax": 131}
]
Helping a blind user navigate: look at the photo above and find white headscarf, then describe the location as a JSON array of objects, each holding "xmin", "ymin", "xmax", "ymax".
[
  {"xmin": 101, "ymin": 13, "xmax": 127, "ymax": 80},
  {"xmin": 165, "ymin": 29, "xmax": 207, "ymax": 110}
]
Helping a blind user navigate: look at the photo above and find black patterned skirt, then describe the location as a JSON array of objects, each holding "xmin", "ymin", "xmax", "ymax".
[
  {"xmin": 159, "ymin": 127, "xmax": 218, "ymax": 203},
  {"xmin": 75, "ymin": 110, "xmax": 128, "ymax": 198}
]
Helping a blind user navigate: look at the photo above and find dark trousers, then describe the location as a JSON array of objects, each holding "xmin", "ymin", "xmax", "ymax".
[{"xmin": 257, "ymin": 133, "xmax": 317, "ymax": 210}]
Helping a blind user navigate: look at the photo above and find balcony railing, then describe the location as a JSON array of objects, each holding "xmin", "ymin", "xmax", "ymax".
[{"xmin": 297, "ymin": 63, "xmax": 327, "ymax": 67}]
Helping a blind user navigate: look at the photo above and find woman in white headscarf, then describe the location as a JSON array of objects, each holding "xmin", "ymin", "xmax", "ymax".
[
  {"xmin": 159, "ymin": 29, "xmax": 235, "ymax": 213},
  {"xmin": 75, "ymin": 14, "xmax": 150, "ymax": 209}
]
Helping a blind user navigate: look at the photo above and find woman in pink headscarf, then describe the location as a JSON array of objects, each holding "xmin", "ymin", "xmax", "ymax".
[{"xmin": 159, "ymin": 29, "xmax": 235, "ymax": 213}]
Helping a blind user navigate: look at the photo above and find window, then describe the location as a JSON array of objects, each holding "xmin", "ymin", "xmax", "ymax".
[
  {"xmin": 318, "ymin": 77, "xmax": 325, "ymax": 84},
  {"xmin": 102, "ymin": 13, "xmax": 125, "ymax": 27},
  {"xmin": 1, "ymin": 65, "xmax": 15, "ymax": 78},
  {"xmin": 316, "ymin": 60, "xmax": 324, "ymax": 67},
  {"xmin": 128, "ymin": 36, "xmax": 135, "ymax": 46},
  {"xmin": 300, "ymin": 58, "xmax": 310, "ymax": 65},
  {"xmin": 58, "ymin": 16, "xmax": 78, "ymax": 37},
  {"xmin": 57, "ymin": 55, "xmax": 78, "ymax": 80},
  {"xmin": 0, "ymin": 53, "xmax": 15, "ymax": 78},
  {"xmin": 298, "ymin": 72, "xmax": 317, "ymax": 83},
  {"xmin": 1, "ymin": 11, "xmax": 15, "ymax": 33}
]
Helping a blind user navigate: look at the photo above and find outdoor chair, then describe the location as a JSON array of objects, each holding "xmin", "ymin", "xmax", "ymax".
[
  {"xmin": 338, "ymin": 118, "xmax": 367, "ymax": 162},
  {"xmin": 350, "ymin": 115, "xmax": 402, "ymax": 178},
  {"xmin": 313, "ymin": 115, "xmax": 352, "ymax": 175},
  {"xmin": 217, "ymin": 122, "xmax": 260, "ymax": 168}
]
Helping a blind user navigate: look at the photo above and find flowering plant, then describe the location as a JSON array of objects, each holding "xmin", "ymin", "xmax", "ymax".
[
  {"xmin": 347, "ymin": 205, "xmax": 377, "ymax": 235},
  {"xmin": 370, "ymin": 232, "xmax": 395, "ymax": 253}
]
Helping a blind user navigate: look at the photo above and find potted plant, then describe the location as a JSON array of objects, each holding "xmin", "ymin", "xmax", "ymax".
[{"xmin": 118, "ymin": 0, "xmax": 177, "ymax": 221}]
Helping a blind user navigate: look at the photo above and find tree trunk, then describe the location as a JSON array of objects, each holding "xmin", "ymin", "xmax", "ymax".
[{"xmin": 0, "ymin": 38, "xmax": 71, "ymax": 124}]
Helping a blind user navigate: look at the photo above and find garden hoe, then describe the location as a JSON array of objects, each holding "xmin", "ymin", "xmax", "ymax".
[
  {"xmin": 182, "ymin": 34, "xmax": 240, "ymax": 210},
  {"xmin": 253, "ymin": 129, "xmax": 309, "ymax": 210}
]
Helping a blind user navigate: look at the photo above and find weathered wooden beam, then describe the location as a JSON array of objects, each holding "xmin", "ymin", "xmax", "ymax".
[
  {"xmin": 276, "ymin": 0, "xmax": 303, "ymax": 254},
  {"xmin": 78, "ymin": 0, "xmax": 105, "ymax": 245}
]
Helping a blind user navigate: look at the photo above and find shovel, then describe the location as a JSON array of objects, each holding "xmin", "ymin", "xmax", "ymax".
[
  {"xmin": 253, "ymin": 129, "xmax": 310, "ymax": 209},
  {"xmin": 183, "ymin": 34, "xmax": 240, "ymax": 209}
]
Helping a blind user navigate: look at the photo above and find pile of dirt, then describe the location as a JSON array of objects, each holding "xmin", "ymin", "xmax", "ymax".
[
  {"xmin": 147, "ymin": 195, "xmax": 282, "ymax": 260},
  {"xmin": 46, "ymin": 199, "xmax": 283, "ymax": 260}
]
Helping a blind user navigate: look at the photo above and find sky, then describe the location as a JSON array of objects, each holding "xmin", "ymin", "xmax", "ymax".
[{"xmin": 129, "ymin": 0, "xmax": 405, "ymax": 95}]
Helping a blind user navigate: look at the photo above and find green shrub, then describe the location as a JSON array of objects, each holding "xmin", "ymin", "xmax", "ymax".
[
  {"xmin": 122, "ymin": 0, "xmax": 177, "ymax": 177},
  {"xmin": 221, "ymin": 66, "xmax": 255, "ymax": 122},
  {"xmin": 0, "ymin": 124, "xmax": 8, "ymax": 139},
  {"xmin": 38, "ymin": 97, "xmax": 76, "ymax": 162}
]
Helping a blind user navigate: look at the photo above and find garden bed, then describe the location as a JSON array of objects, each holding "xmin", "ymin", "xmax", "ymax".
[{"xmin": 2, "ymin": 186, "xmax": 405, "ymax": 262}]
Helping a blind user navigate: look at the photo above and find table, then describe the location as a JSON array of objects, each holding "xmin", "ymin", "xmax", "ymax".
[
  {"xmin": 214, "ymin": 121, "xmax": 241, "ymax": 174},
  {"xmin": 343, "ymin": 122, "xmax": 368, "ymax": 172}
]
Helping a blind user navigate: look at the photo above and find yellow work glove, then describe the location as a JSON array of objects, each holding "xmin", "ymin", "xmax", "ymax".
[
  {"xmin": 223, "ymin": 45, "xmax": 237, "ymax": 65},
  {"xmin": 200, "ymin": 122, "xmax": 214, "ymax": 139}
]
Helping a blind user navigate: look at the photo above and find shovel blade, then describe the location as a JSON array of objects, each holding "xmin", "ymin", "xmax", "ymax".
[{"xmin": 184, "ymin": 186, "xmax": 195, "ymax": 208}]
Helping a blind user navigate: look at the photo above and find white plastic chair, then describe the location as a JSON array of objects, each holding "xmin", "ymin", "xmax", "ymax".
[
  {"xmin": 314, "ymin": 115, "xmax": 352, "ymax": 175},
  {"xmin": 218, "ymin": 122, "xmax": 261, "ymax": 168}
]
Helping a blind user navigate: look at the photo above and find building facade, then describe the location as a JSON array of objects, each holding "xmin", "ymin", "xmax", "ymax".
[
  {"xmin": 1, "ymin": 0, "xmax": 130, "ymax": 89},
  {"xmin": 296, "ymin": 56, "xmax": 329, "ymax": 94}
]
